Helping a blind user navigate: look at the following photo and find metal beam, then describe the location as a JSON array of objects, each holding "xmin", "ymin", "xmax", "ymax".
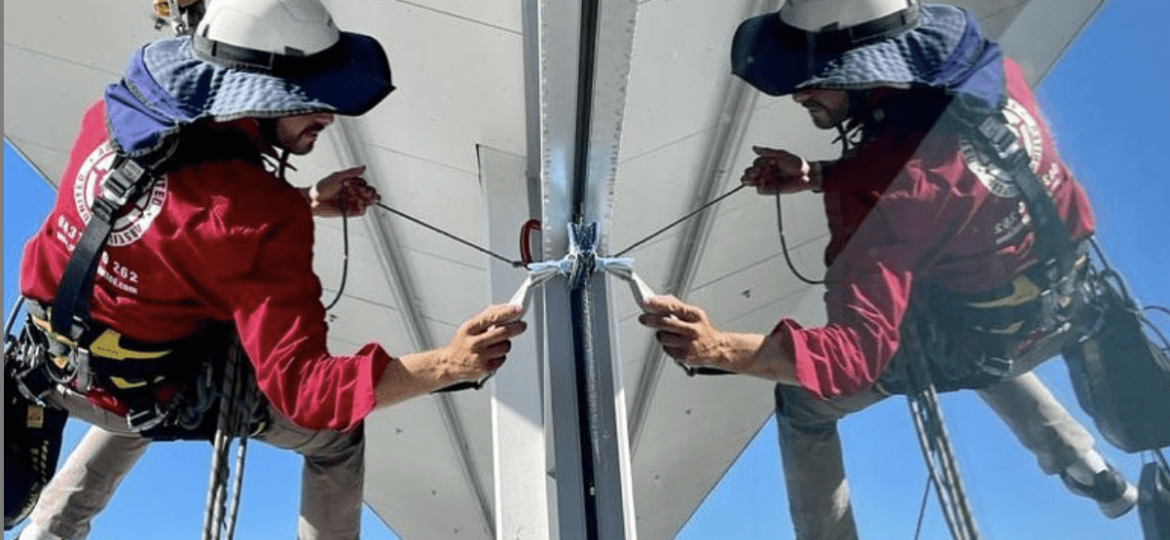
[{"xmin": 537, "ymin": 0, "xmax": 639, "ymax": 538}]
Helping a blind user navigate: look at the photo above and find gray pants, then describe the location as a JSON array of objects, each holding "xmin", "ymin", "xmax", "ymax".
[
  {"xmin": 27, "ymin": 389, "xmax": 364, "ymax": 540},
  {"xmin": 775, "ymin": 371, "xmax": 1097, "ymax": 540}
]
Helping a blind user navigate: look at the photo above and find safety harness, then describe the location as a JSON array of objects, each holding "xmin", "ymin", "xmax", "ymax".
[
  {"xmin": 17, "ymin": 149, "xmax": 268, "ymax": 427},
  {"xmin": 961, "ymin": 113, "xmax": 1169, "ymax": 456},
  {"xmin": 871, "ymin": 110, "xmax": 1089, "ymax": 394},
  {"xmin": 874, "ymin": 111, "xmax": 1170, "ymax": 459},
  {"xmin": 5, "ymin": 150, "xmax": 271, "ymax": 534}
]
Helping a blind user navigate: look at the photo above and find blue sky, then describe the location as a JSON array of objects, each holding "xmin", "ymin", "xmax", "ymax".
[{"xmin": 5, "ymin": 0, "xmax": 1169, "ymax": 539}]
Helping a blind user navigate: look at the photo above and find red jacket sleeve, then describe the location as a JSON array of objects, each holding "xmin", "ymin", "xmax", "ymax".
[
  {"xmin": 773, "ymin": 160, "xmax": 961, "ymax": 399},
  {"xmin": 192, "ymin": 163, "xmax": 390, "ymax": 431}
]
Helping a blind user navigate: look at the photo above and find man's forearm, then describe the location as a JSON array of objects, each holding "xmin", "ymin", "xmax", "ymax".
[
  {"xmin": 373, "ymin": 349, "xmax": 451, "ymax": 408},
  {"xmin": 721, "ymin": 331, "xmax": 799, "ymax": 385}
]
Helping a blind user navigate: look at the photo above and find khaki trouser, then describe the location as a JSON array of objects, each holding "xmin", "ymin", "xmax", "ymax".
[
  {"xmin": 27, "ymin": 388, "xmax": 364, "ymax": 540},
  {"xmin": 775, "ymin": 371, "xmax": 1096, "ymax": 540}
]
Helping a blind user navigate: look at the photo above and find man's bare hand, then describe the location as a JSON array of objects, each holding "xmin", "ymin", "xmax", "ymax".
[
  {"xmin": 439, "ymin": 304, "xmax": 528, "ymax": 385},
  {"xmin": 307, "ymin": 165, "xmax": 381, "ymax": 217},
  {"xmin": 638, "ymin": 295, "xmax": 736, "ymax": 372},
  {"xmin": 741, "ymin": 146, "xmax": 818, "ymax": 195}
]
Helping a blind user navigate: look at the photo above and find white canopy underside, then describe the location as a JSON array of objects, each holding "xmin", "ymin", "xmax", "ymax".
[{"xmin": 3, "ymin": 0, "xmax": 1101, "ymax": 538}]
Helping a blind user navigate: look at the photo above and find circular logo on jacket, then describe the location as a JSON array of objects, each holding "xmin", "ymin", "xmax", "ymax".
[
  {"xmin": 958, "ymin": 98, "xmax": 1044, "ymax": 198},
  {"xmin": 72, "ymin": 141, "xmax": 168, "ymax": 247}
]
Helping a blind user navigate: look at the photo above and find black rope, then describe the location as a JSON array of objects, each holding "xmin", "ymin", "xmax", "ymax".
[
  {"xmin": 5, "ymin": 296, "xmax": 26, "ymax": 341},
  {"xmin": 374, "ymin": 202, "xmax": 526, "ymax": 268},
  {"xmin": 323, "ymin": 210, "xmax": 348, "ymax": 311},
  {"xmin": 912, "ymin": 474, "xmax": 932, "ymax": 540},
  {"xmin": 1089, "ymin": 238, "xmax": 1170, "ymax": 352},
  {"xmin": 775, "ymin": 194, "xmax": 825, "ymax": 285},
  {"xmin": 612, "ymin": 184, "xmax": 748, "ymax": 258},
  {"xmin": 1142, "ymin": 308, "xmax": 1170, "ymax": 354},
  {"xmin": 322, "ymin": 199, "xmax": 523, "ymax": 313}
]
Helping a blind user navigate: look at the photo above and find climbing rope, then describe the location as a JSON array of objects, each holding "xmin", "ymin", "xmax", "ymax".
[
  {"xmin": 375, "ymin": 202, "xmax": 527, "ymax": 268},
  {"xmin": 906, "ymin": 386, "xmax": 982, "ymax": 540},
  {"xmin": 901, "ymin": 317, "xmax": 981, "ymax": 540},
  {"xmin": 201, "ymin": 333, "xmax": 262, "ymax": 540},
  {"xmin": 912, "ymin": 474, "xmax": 933, "ymax": 540}
]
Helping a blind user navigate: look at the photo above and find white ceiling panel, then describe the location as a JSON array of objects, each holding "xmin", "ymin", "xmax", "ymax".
[
  {"xmin": 403, "ymin": 251, "xmax": 489, "ymax": 328},
  {"xmin": 364, "ymin": 397, "xmax": 493, "ymax": 540},
  {"xmin": 385, "ymin": 0, "xmax": 524, "ymax": 34},
  {"xmin": 332, "ymin": 0, "xmax": 526, "ymax": 175},
  {"xmin": 312, "ymin": 226, "xmax": 402, "ymax": 309},
  {"xmin": 447, "ymin": 391, "xmax": 498, "ymax": 514},
  {"xmin": 3, "ymin": 0, "xmax": 160, "ymax": 71},
  {"xmin": 320, "ymin": 298, "xmax": 416, "ymax": 357},
  {"xmin": 361, "ymin": 147, "xmax": 495, "ymax": 268},
  {"xmin": 611, "ymin": 132, "xmax": 714, "ymax": 251},
  {"xmin": 687, "ymin": 196, "xmax": 828, "ymax": 293},
  {"xmin": 2, "ymin": 47, "xmax": 117, "ymax": 182},
  {"xmin": 4, "ymin": 0, "xmax": 1104, "ymax": 538},
  {"xmin": 620, "ymin": 0, "xmax": 757, "ymax": 159},
  {"xmin": 631, "ymin": 368, "xmax": 776, "ymax": 540}
]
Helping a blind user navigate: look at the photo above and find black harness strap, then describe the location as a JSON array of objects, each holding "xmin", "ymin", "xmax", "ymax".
[
  {"xmin": 50, "ymin": 156, "xmax": 153, "ymax": 342},
  {"xmin": 974, "ymin": 113, "xmax": 1077, "ymax": 284}
]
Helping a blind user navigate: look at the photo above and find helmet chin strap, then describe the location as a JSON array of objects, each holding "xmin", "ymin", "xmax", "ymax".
[
  {"xmin": 255, "ymin": 118, "xmax": 294, "ymax": 180},
  {"xmin": 831, "ymin": 90, "xmax": 869, "ymax": 154},
  {"xmin": 277, "ymin": 148, "xmax": 291, "ymax": 180}
]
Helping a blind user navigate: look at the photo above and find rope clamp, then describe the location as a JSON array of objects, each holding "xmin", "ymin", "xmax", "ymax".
[{"xmin": 566, "ymin": 222, "xmax": 599, "ymax": 291}]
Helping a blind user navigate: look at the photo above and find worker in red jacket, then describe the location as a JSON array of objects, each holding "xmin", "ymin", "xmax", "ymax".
[
  {"xmin": 639, "ymin": 1, "xmax": 1137, "ymax": 538},
  {"xmin": 12, "ymin": 0, "xmax": 525, "ymax": 538}
]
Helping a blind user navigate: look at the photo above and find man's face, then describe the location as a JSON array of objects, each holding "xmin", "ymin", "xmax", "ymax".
[
  {"xmin": 792, "ymin": 89, "xmax": 850, "ymax": 130},
  {"xmin": 273, "ymin": 112, "xmax": 335, "ymax": 155}
]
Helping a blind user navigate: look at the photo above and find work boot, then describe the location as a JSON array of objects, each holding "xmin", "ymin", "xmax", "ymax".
[{"xmin": 1061, "ymin": 464, "xmax": 1139, "ymax": 519}]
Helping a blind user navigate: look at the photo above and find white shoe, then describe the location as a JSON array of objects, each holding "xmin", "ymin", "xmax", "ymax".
[{"xmin": 1061, "ymin": 464, "xmax": 1140, "ymax": 519}]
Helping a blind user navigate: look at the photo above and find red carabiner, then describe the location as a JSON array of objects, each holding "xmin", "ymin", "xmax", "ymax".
[{"xmin": 520, "ymin": 219, "xmax": 541, "ymax": 265}]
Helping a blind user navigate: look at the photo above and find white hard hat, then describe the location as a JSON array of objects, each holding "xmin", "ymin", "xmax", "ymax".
[
  {"xmin": 779, "ymin": 0, "xmax": 919, "ymax": 33},
  {"xmin": 196, "ymin": 0, "xmax": 339, "ymax": 58},
  {"xmin": 106, "ymin": 0, "xmax": 395, "ymax": 158},
  {"xmin": 178, "ymin": 0, "xmax": 394, "ymax": 115}
]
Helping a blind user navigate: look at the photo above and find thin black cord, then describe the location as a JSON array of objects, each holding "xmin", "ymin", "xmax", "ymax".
[
  {"xmin": 5, "ymin": 296, "xmax": 26, "ymax": 340},
  {"xmin": 323, "ymin": 199, "xmax": 526, "ymax": 311},
  {"xmin": 1141, "ymin": 316, "xmax": 1170, "ymax": 357},
  {"xmin": 775, "ymin": 193, "xmax": 824, "ymax": 285},
  {"xmin": 913, "ymin": 474, "xmax": 933, "ymax": 540},
  {"xmin": 323, "ymin": 210, "xmax": 348, "ymax": 311},
  {"xmin": 612, "ymin": 184, "xmax": 748, "ymax": 258},
  {"xmin": 375, "ymin": 202, "xmax": 525, "ymax": 268}
]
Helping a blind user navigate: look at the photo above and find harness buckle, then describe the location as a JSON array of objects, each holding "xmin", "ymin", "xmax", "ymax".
[
  {"xmin": 126, "ymin": 402, "xmax": 169, "ymax": 432},
  {"xmin": 70, "ymin": 346, "xmax": 92, "ymax": 393},
  {"xmin": 103, "ymin": 158, "xmax": 148, "ymax": 206},
  {"xmin": 974, "ymin": 355, "xmax": 1013, "ymax": 380}
]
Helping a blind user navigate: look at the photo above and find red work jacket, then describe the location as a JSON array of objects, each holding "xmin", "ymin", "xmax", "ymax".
[
  {"xmin": 21, "ymin": 101, "xmax": 389, "ymax": 431},
  {"xmin": 774, "ymin": 59, "xmax": 1096, "ymax": 399}
]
